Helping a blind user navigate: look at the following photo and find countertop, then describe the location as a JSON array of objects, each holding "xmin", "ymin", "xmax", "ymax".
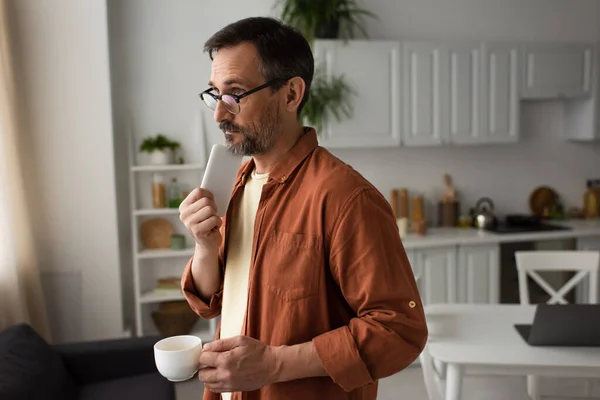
[{"xmin": 401, "ymin": 219, "xmax": 600, "ymax": 249}]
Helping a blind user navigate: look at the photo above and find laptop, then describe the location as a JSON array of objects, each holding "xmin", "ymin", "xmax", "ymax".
[{"xmin": 514, "ymin": 304, "xmax": 600, "ymax": 346}]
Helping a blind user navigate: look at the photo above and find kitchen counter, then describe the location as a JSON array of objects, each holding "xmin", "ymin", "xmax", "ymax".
[{"xmin": 401, "ymin": 219, "xmax": 600, "ymax": 249}]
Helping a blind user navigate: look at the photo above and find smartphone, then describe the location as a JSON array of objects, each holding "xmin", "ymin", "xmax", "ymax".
[{"xmin": 200, "ymin": 144, "xmax": 243, "ymax": 217}]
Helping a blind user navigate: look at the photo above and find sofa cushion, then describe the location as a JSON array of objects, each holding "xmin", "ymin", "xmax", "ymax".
[
  {"xmin": 78, "ymin": 372, "xmax": 175, "ymax": 400},
  {"xmin": 0, "ymin": 323, "xmax": 78, "ymax": 400}
]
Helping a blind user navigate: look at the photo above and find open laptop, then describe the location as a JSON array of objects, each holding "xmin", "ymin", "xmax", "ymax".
[{"xmin": 514, "ymin": 304, "xmax": 600, "ymax": 346}]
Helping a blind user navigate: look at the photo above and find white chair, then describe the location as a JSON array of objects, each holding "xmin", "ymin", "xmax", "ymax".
[
  {"xmin": 515, "ymin": 250, "xmax": 600, "ymax": 400},
  {"xmin": 419, "ymin": 343, "xmax": 445, "ymax": 400}
]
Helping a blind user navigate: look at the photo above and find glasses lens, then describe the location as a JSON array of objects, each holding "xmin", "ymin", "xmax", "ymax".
[
  {"xmin": 202, "ymin": 93, "xmax": 217, "ymax": 111},
  {"xmin": 221, "ymin": 95, "xmax": 240, "ymax": 115}
]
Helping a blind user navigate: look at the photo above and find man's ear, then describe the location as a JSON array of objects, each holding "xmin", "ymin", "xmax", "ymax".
[{"xmin": 284, "ymin": 77, "xmax": 306, "ymax": 113}]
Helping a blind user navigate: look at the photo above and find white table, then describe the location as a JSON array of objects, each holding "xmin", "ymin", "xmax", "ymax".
[{"xmin": 425, "ymin": 304, "xmax": 600, "ymax": 400}]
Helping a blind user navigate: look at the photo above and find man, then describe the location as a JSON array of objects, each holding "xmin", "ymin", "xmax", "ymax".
[{"xmin": 179, "ymin": 16, "xmax": 427, "ymax": 400}]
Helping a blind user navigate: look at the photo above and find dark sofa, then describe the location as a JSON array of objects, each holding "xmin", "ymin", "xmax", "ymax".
[{"xmin": 0, "ymin": 323, "xmax": 176, "ymax": 400}]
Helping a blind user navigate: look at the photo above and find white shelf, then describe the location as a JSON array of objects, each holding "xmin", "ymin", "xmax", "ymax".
[
  {"xmin": 131, "ymin": 164, "xmax": 204, "ymax": 172},
  {"xmin": 139, "ymin": 289, "xmax": 184, "ymax": 303},
  {"xmin": 134, "ymin": 208, "xmax": 179, "ymax": 216},
  {"xmin": 137, "ymin": 247, "xmax": 195, "ymax": 259}
]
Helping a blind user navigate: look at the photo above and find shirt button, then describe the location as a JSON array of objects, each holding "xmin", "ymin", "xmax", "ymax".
[
  {"xmin": 409, "ymin": 300, "xmax": 416, "ymax": 308},
  {"xmin": 280, "ymin": 175, "xmax": 287, "ymax": 182}
]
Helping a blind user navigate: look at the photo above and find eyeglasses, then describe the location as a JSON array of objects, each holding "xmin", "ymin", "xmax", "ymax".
[{"xmin": 199, "ymin": 77, "xmax": 291, "ymax": 115}]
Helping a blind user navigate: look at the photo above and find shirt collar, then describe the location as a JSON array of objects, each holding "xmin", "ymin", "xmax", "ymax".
[{"xmin": 237, "ymin": 127, "xmax": 319, "ymax": 185}]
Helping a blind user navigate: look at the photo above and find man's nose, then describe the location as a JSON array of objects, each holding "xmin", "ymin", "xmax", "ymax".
[{"xmin": 213, "ymin": 100, "xmax": 230, "ymax": 123}]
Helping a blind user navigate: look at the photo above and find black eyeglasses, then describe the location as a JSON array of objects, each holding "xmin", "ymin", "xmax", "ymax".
[{"xmin": 199, "ymin": 77, "xmax": 292, "ymax": 115}]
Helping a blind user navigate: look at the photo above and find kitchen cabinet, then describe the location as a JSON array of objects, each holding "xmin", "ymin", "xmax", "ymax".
[
  {"xmin": 457, "ymin": 244, "xmax": 500, "ymax": 303},
  {"xmin": 406, "ymin": 248, "xmax": 417, "ymax": 274},
  {"xmin": 412, "ymin": 246, "xmax": 457, "ymax": 305},
  {"xmin": 403, "ymin": 41, "xmax": 484, "ymax": 146},
  {"xmin": 402, "ymin": 41, "xmax": 516, "ymax": 146},
  {"xmin": 521, "ymin": 44, "xmax": 593, "ymax": 100},
  {"xmin": 402, "ymin": 42, "xmax": 447, "ymax": 146},
  {"xmin": 447, "ymin": 43, "xmax": 484, "ymax": 144},
  {"xmin": 481, "ymin": 43, "xmax": 520, "ymax": 143},
  {"xmin": 312, "ymin": 40, "xmax": 401, "ymax": 148}
]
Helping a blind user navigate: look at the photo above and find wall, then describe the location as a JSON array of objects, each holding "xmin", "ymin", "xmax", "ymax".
[{"xmin": 10, "ymin": 0, "xmax": 125, "ymax": 342}]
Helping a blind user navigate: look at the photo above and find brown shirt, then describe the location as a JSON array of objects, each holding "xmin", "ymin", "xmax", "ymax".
[{"xmin": 181, "ymin": 128, "xmax": 428, "ymax": 400}]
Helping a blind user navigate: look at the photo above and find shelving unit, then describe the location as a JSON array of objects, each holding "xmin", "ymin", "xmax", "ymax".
[{"xmin": 126, "ymin": 114, "xmax": 218, "ymax": 340}]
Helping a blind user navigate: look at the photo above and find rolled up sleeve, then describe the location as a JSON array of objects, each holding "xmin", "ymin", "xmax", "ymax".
[
  {"xmin": 312, "ymin": 188, "xmax": 428, "ymax": 392},
  {"xmin": 181, "ymin": 257, "xmax": 223, "ymax": 319}
]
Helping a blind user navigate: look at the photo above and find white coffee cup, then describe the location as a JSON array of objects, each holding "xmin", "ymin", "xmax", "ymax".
[{"xmin": 154, "ymin": 335, "xmax": 203, "ymax": 382}]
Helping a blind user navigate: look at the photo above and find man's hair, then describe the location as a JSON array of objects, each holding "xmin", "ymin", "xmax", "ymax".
[{"xmin": 204, "ymin": 17, "xmax": 314, "ymax": 115}]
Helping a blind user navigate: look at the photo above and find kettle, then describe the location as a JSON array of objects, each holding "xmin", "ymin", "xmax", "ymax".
[{"xmin": 472, "ymin": 197, "xmax": 498, "ymax": 229}]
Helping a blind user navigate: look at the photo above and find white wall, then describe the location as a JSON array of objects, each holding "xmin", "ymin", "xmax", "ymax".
[
  {"xmin": 108, "ymin": 0, "xmax": 600, "ymax": 221},
  {"xmin": 10, "ymin": 0, "xmax": 125, "ymax": 342}
]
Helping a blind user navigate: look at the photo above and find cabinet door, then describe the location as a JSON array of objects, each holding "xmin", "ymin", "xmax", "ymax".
[
  {"xmin": 457, "ymin": 244, "xmax": 500, "ymax": 304},
  {"xmin": 447, "ymin": 43, "xmax": 483, "ymax": 144},
  {"xmin": 481, "ymin": 43, "xmax": 520, "ymax": 143},
  {"xmin": 313, "ymin": 40, "xmax": 401, "ymax": 148},
  {"xmin": 413, "ymin": 246, "xmax": 456, "ymax": 305},
  {"xmin": 521, "ymin": 44, "xmax": 593, "ymax": 99},
  {"xmin": 402, "ymin": 42, "xmax": 448, "ymax": 146},
  {"xmin": 405, "ymin": 248, "xmax": 417, "ymax": 273}
]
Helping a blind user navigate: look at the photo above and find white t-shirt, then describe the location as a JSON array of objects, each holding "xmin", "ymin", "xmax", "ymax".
[{"xmin": 219, "ymin": 169, "xmax": 268, "ymax": 400}]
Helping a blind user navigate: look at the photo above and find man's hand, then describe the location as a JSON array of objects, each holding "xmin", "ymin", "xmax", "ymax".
[
  {"xmin": 198, "ymin": 336, "xmax": 280, "ymax": 393},
  {"xmin": 179, "ymin": 188, "xmax": 222, "ymax": 252}
]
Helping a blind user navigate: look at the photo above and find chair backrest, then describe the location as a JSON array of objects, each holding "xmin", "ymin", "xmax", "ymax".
[
  {"xmin": 515, "ymin": 251, "xmax": 600, "ymax": 305},
  {"xmin": 419, "ymin": 344, "xmax": 444, "ymax": 400}
]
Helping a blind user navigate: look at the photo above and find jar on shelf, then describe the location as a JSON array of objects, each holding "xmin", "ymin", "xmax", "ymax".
[{"xmin": 152, "ymin": 173, "xmax": 166, "ymax": 208}]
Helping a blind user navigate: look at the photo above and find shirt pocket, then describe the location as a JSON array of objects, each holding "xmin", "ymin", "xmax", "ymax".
[{"xmin": 263, "ymin": 230, "xmax": 323, "ymax": 301}]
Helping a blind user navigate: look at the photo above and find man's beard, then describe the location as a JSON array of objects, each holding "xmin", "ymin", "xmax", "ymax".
[{"xmin": 219, "ymin": 108, "xmax": 280, "ymax": 157}]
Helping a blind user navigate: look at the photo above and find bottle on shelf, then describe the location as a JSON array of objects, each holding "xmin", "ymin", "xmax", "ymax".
[
  {"xmin": 168, "ymin": 178, "xmax": 183, "ymax": 208},
  {"xmin": 583, "ymin": 179, "xmax": 599, "ymax": 219},
  {"xmin": 152, "ymin": 173, "xmax": 166, "ymax": 208}
]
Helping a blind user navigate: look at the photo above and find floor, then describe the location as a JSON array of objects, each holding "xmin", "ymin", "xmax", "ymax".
[{"xmin": 175, "ymin": 365, "xmax": 538, "ymax": 400}]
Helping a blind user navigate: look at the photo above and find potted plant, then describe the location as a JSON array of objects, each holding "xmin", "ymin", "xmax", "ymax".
[
  {"xmin": 139, "ymin": 134, "xmax": 181, "ymax": 165},
  {"xmin": 301, "ymin": 67, "xmax": 354, "ymax": 133},
  {"xmin": 278, "ymin": 0, "xmax": 377, "ymax": 42}
]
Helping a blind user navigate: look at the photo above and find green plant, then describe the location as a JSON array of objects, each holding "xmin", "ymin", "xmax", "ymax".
[
  {"xmin": 301, "ymin": 67, "xmax": 354, "ymax": 133},
  {"xmin": 278, "ymin": 0, "xmax": 377, "ymax": 42},
  {"xmin": 139, "ymin": 134, "xmax": 180, "ymax": 153}
]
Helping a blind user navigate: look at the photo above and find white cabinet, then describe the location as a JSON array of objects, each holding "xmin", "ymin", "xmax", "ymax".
[
  {"xmin": 313, "ymin": 40, "xmax": 401, "ymax": 148},
  {"xmin": 402, "ymin": 42, "xmax": 447, "ymax": 146},
  {"xmin": 403, "ymin": 41, "xmax": 516, "ymax": 146},
  {"xmin": 402, "ymin": 41, "xmax": 482, "ymax": 146},
  {"xmin": 407, "ymin": 243, "xmax": 500, "ymax": 306},
  {"xmin": 412, "ymin": 246, "xmax": 457, "ymax": 305},
  {"xmin": 521, "ymin": 44, "xmax": 593, "ymax": 99},
  {"xmin": 457, "ymin": 244, "xmax": 500, "ymax": 303},
  {"xmin": 481, "ymin": 44, "xmax": 520, "ymax": 143},
  {"xmin": 447, "ymin": 44, "xmax": 483, "ymax": 144}
]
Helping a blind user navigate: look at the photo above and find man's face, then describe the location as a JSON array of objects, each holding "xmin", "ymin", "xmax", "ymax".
[{"xmin": 209, "ymin": 42, "xmax": 282, "ymax": 156}]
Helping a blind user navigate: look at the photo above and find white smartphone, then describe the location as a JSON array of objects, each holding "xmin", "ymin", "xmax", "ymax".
[{"xmin": 200, "ymin": 144, "xmax": 243, "ymax": 217}]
